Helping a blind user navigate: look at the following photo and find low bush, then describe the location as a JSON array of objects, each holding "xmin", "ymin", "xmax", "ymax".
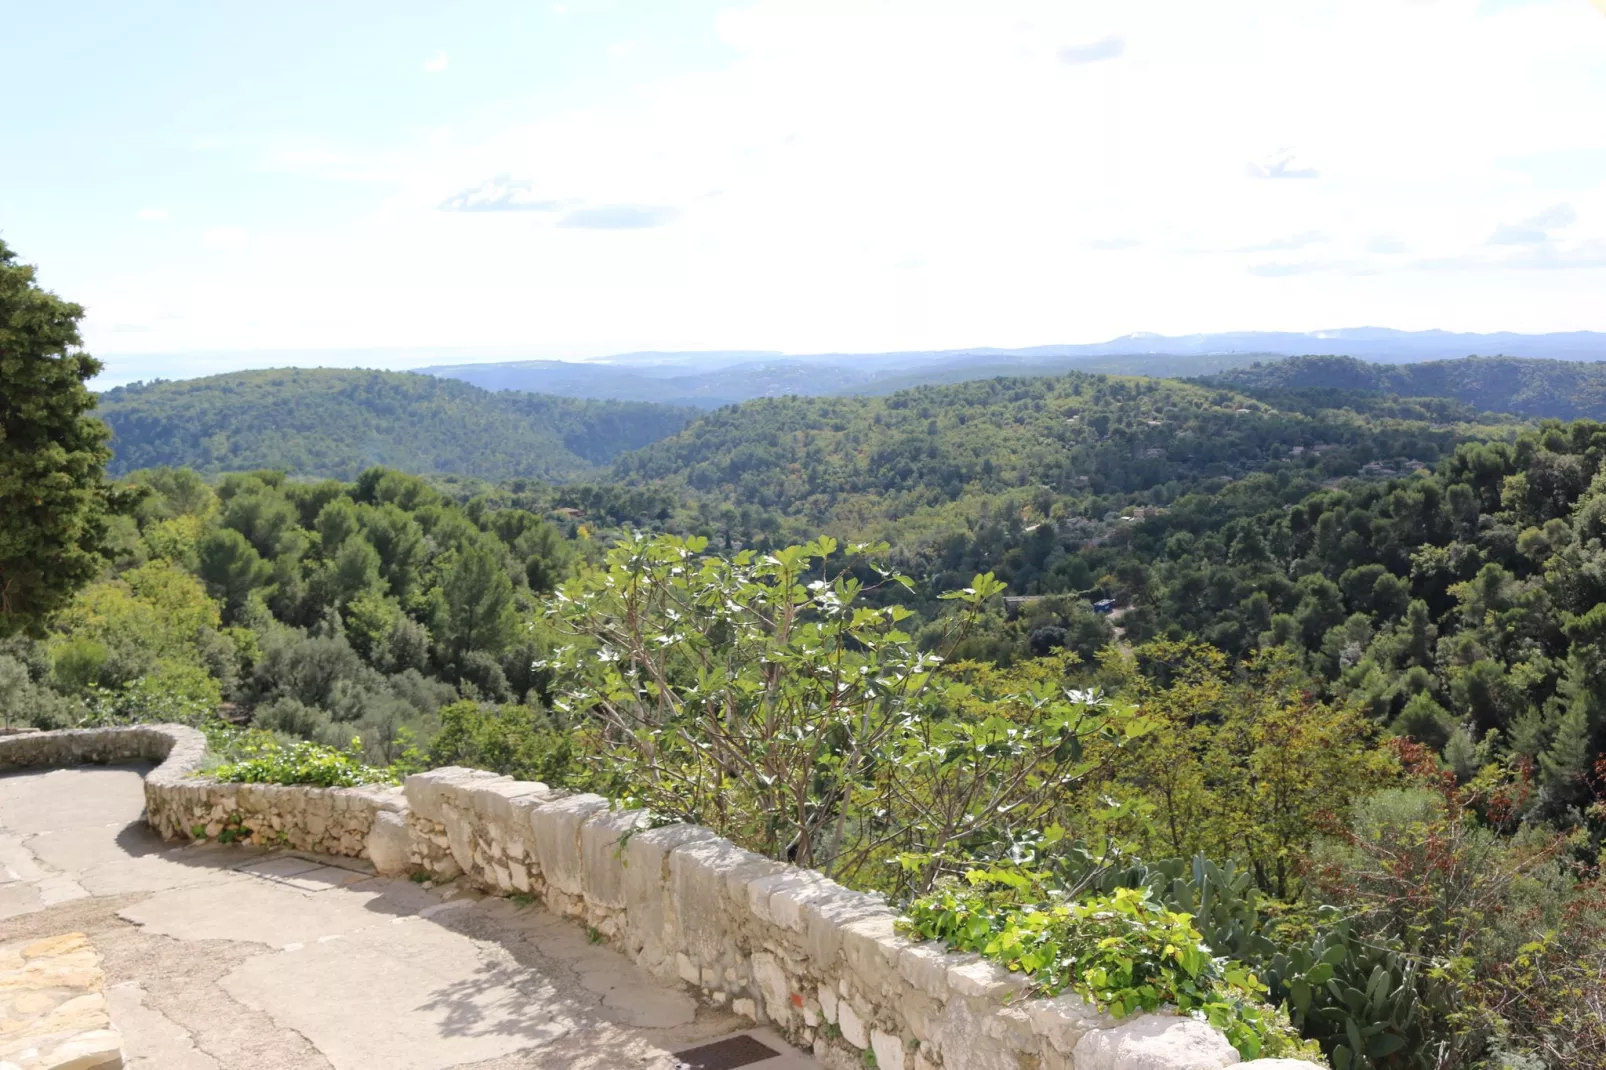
[
  {"xmin": 901, "ymin": 872, "xmax": 1319, "ymax": 1061},
  {"xmin": 211, "ymin": 733, "xmax": 393, "ymax": 787}
]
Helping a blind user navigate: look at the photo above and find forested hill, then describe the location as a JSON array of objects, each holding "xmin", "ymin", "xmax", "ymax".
[
  {"xmin": 95, "ymin": 369, "xmax": 696, "ymax": 480},
  {"xmin": 1204, "ymin": 355, "xmax": 1606, "ymax": 421},
  {"xmin": 607, "ymin": 372, "xmax": 1511, "ymax": 554}
]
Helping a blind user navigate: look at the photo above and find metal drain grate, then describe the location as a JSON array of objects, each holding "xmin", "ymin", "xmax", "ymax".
[{"xmin": 672, "ymin": 1033, "xmax": 781, "ymax": 1069}]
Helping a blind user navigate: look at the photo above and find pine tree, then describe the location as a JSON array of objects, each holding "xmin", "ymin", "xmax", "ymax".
[{"xmin": 0, "ymin": 241, "xmax": 118, "ymax": 636}]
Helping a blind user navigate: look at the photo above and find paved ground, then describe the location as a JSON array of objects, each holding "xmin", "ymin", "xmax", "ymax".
[{"xmin": 0, "ymin": 765, "xmax": 816, "ymax": 1070}]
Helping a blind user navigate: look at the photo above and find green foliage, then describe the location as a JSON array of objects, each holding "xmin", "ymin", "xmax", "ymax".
[
  {"xmin": 197, "ymin": 528, "xmax": 273, "ymax": 618},
  {"xmin": 440, "ymin": 542, "xmax": 517, "ymax": 658},
  {"xmin": 902, "ymin": 879, "xmax": 1317, "ymax": 1060},
  {"xmin": 1090, "ymin": 641, "xmax": 1393, "ymax": 901},
  {"xmin": 427, "ymin": 700, "xmax": 575, "ymax": 784},
  {"xmin": 79, "ymin": 661, "xmax": 222, "ymax": 726},
  {"xmin": 211, "ymin": 733, "xmax": 394, "ymax": 787},
  {"xmin": 0, "ymin": 240, "xmax": 121, "ymax": 637},
  {"xmin": 96, "ymin": 368, "xmax": 695, "ymax": 481},
  {"xmin": 545, "ymin": 533, "xmax": 1147, "ymax": 896}
]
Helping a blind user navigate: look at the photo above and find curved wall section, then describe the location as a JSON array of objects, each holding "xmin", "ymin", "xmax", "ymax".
[
  {"xmin": 0, "ymin": 723, "xmax": 206, "ymax": 781},
  {"xmin": 0, "ymin": 727, "xmax": 1292, "ymax": 1070}
]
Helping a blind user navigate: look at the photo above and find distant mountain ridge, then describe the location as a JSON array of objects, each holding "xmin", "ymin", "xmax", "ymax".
[{"xmin": 418, "ymin": 328, "xmax": 1606, "ymax": 406}]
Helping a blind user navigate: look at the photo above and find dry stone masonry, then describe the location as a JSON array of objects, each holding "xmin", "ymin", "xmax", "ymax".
[
  {"xmin": 0, "ymin": 932, "xmax": 125, "ymax": 1070},
  {"xmin": 0, "ymin": 726, "xmax": 1312, "ymax": 1070}
]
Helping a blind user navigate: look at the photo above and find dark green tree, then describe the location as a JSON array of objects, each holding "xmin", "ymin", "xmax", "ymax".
[
  {"xmin": 197, "ymin": 528, "xmax": 273, "ymax": 619},
  {"xmin": 441, "ymin": 543, "xmax": 517, "ymax": 658},
  {"xmin": 0, "ymin": 241, "xmax": 117, "ymax": 636}
]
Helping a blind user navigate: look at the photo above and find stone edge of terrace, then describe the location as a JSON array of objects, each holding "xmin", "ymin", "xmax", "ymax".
[{"xmin": 0, "ymin": 725, "xmax": 1303, "ymax": 1070}]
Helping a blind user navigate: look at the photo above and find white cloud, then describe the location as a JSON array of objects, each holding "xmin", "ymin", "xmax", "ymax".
[
  {"xmin": 438, "ymin": 175, "xmax": 562, "ymax": 212},
  {"xmin": 1247, "ymin": 148, "xmax": 1320, "ymax": 180},
  {"xmin": 1490, "ymin": 202, "xmax": 1577, "ymax": 244},
  {"xmin": 423, "ymin": 51, "xmax": 448, "ymax": 74},
  {"xmin": 135, "ymin": 208, "xmax": 169, "ymax": 222},
  {"xmin": 81, "ymin": 0, "xmax": 1606, "ymax": 356},
  {"xmin": 202, "ymin": 227, "xmax": 248, "ymax": 249},
  {"xmin": 1058, "ymin": 35, "xmax": 1124, "ymax": 64}
]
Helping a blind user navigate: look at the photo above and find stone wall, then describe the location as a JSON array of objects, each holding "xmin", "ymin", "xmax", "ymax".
[{"xmin": 1, "ymin": 727, "xmax": 1308, "ymax": 1070}]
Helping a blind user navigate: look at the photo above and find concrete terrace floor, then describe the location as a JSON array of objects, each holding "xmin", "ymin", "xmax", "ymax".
[{"xmin": 0, "ymin": 764, "xmax": 816, "ymax": 1070}]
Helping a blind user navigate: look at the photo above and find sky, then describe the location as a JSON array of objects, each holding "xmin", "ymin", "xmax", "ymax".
[{"xmin": 4, "ymin": 0, "xmax": 1606, "ymax": 385}]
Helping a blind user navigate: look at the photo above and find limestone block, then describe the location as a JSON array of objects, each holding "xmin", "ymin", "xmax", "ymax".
[
  {"xmin": 580, "ymin": 809, "xmax": 652, "ymax": 909},
  {"xmin": 750, "ymin": 950, "xmax": 792, "ymax": 1025},
  {"xmin": 897, "ymin": 987, "xmax": 942, "ymax": 1045},
  {"xmin": 935, "ymin": 994, "xmax": 1022, "ymax": 1070},
  {"xmin": 837, "ymin": 1000, "xmax": 869, "ymax": 1049},
  {"xmin": 720, "ymin": 850, "xmax": 788, "ymax": 896},
  {"xmin": 982, "ymin": 1004, "xmax": 1036, "ymax": 1050},
  {"xmin": 871, "ymin": 1028, "xmax": 907, "ymax": 1070},
  {"xmin": 719, "ymin": 854, "xmax": 792, "ymax": 929},
  {"xmin": 621, "ymin": 824, "xmax": 718, "ymax": 970},
  {"xmin": 1072, "ymin": 1014, "xmax": 1241, "ymax": 1070},
  {"xmin": 1024, "ymin": 991, "xmax": 1112, "ymax": 1053},
  {"xmin": 463, "ymin": 778, "xmax": 553, "ymax": 826},
  {"xmin": 768, "ymin": 870, "xmax": 840, "ymax": 932},
  {"xmin": 672, "ymin": 837, "xmax": 761, "ymax": 967},
  {"xmin": 818, "ymin": 983, "xmax": 839, "ymax": 1025},
  {"xmin": 33, "ymin": 1027, "xmax": 124, "ymax": 1069},
  {"xmin": 746, "ymin": 869, "xmax": 824, "ymax": 929},
  {"xmin": 946, "ymin": 957, "xmax": 1031, "ymax": 1002},
  {"xmin": 365, "ymin": 810, "xmax": 412, "ymax": 875},
  {"xmin": 898, "ymin": 942, "xmax": 955, "ymax": 1001},
  {"xmin": 438, "ymin": 803, "xmax": 479, "ymax": 876},
  {"xmin": 840, "ymin": 914, "xmax": 910, "ymax": 998},
  {"xmin": 530, "ymin": 793, "xmax": 609, "ymax": 896},
  {"xmin": 801, "ymin": 884, "xmax": 889, "ymax": 966},
  {"xmin": 404, "ymin": 766, "xmax": 503, "ymax": 823}
]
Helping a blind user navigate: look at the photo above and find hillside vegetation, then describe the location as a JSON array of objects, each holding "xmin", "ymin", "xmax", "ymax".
[
  {"xmin": 608, "ymin": 373, "xmax": 1509, "ymax": 571},
  {"xmin": 1208, "ymin": 355, "xmax": 1606, "ymax": 421},
  {"xmin": 96, "ymin": 368, "xmax": 694, "ymax": 480}
]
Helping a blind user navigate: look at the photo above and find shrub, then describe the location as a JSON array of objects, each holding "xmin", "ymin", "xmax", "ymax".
[
  {"xmin": 427, "ymin": 700, "xmax": 574, "ymax": 784},
  {"xmin": 211, "ymin": 734, "xmax": 393, "ymax": 787},
  {"xmin": 901, "ymin": 875, "xmax": 1318, "ymax": 1061},
  {"xmin": 544, "ymin": 533, "xmax": 1147, "ymax": 896},
  {"xmin": 78, "ymin": 660, "xmax": 222, "ymax": 727}
]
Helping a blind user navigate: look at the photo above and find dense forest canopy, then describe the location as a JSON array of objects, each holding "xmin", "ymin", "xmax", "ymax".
[
  {"xmin": 96, "ymin": 368, "xmax": 696, "ymax": 481},
  {"xmin": 1207, "ymin": 354, "xmax": 1606, "ymax": 422}
]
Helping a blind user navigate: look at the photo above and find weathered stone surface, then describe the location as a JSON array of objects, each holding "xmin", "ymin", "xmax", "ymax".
[
  {"xmin": 837, "ymin": 999, "xmax": 868, "ymax": 1049},
  {"xmin": 530, "ymin": 793, "xmax": 609, "ymax": 896},
  {"xmin": 871, "ymin": 1028, "xmax": 907, "ymax": 1070},
  {"xmin": 580, "ymin": 808, "xmax": 651, "ymax": 909},
  {"xmin": 364, "ymin": 810, "xmax": 411, "ymax": 875},
  {"xmin": 937, "ymin": 993, "xmax": 1022, "ymax": 1070},
  {"xmin": 946, "ymin": 958, "xmax": 1031, "ymax": 1002},
  {"xmin": 0, "ymin": 931, "xmax": 125, "ymax": 1070},
  {"xmin": 1073, "ymin": 1014, "xmax": 1242, "ymax": 1070},
  {"xmin": 1025, "ymin": 991, "xmax": 1113, "ymax": 1053},
  {"xmin": 750, "ymin": 950, "xmax": 792, "ymax": 1024}
]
